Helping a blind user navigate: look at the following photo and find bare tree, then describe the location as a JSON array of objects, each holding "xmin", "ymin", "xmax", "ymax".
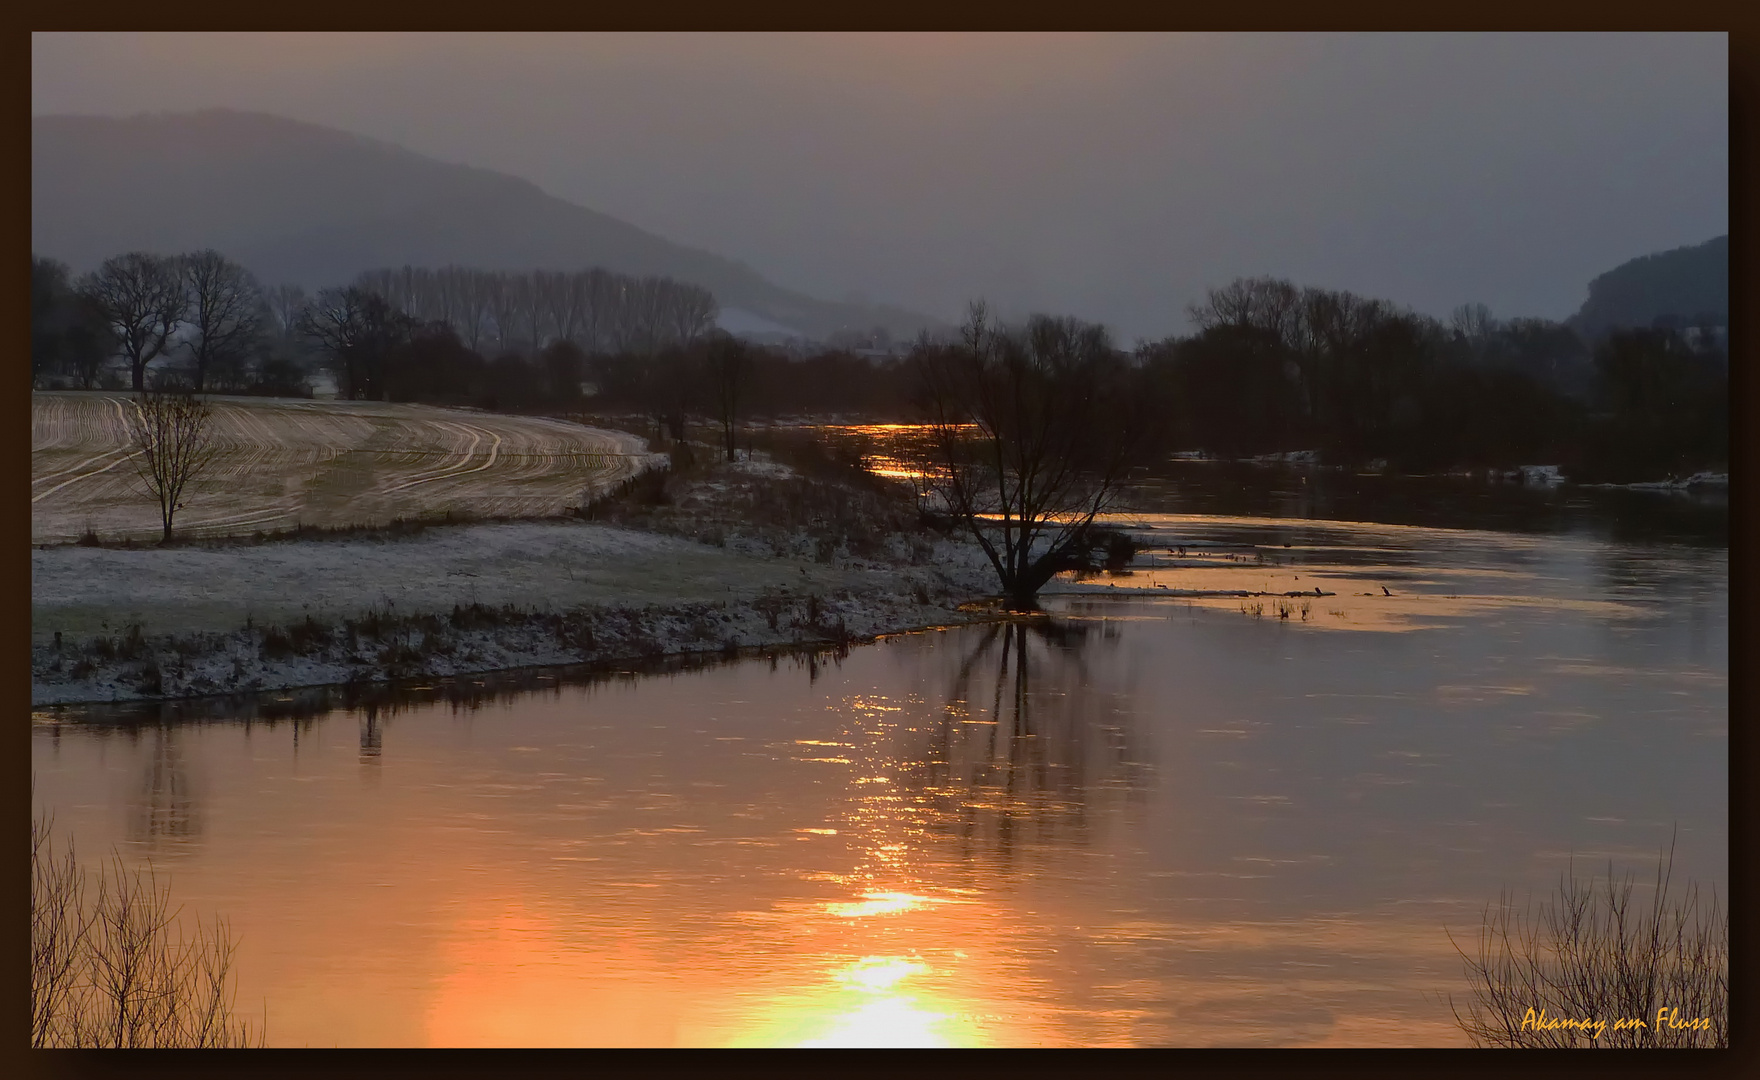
[
  {"xmin": 353, "ymin": 268, "xmax": 403, "ymax": 312},
  {"xmin": 454, "ymin": 268, "xmax": 492, "ymax": 353},
  {"xmin": 125, "ymin": 390, "xmax": 221, "ymax": 544},
  {"xmin": 1450, "ymin": 302, "xmax": 1497, "ymax": 352},
  {"xmin": 580, "ymin": 268, "xmax": 620, "ymax": 355},
  {"xmin": 265, "ymin": 284, "xmax": 309, "ymax": 340},
  {"xmin": 298, "ymin": 286, "xmax": 412, "ymax": 400},
  {"xmin": 486, "ymin": 273, "xmax": 519, "ymax": 353},
  {"xmin": 913, "ymin": 302, "xmax": 1142, "ymax": 609},
  {"xmin": 667, "ymin": 282, "xmax": 720, "ymax": 345},
  {"xmin": 179, "ymin": 251, "xmax": 263, "ymax": 393},
  {"xmin": 1187, "ymin": 276, "xmax": 1301, "ymax": 342},
  {"xmin": 633, "ymin": 276, "xmax": 676, "ymax": 352},
  {"xmin": 702, "ymin": 332, "xmax": 752, "ymax": 462},
  {"xmin": 80, "ymin": 253, "xmax": 188, "ymax": 392},
  {"xmin": 538, "ymin": 269, "xmax": 579, "ymax": 346},
  {"xmin": 514, "ymin": 271, "xmax": 546, "ymax": 354}
]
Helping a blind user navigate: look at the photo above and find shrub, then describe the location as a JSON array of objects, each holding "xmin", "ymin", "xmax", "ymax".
[
  {"xmin": 287, "ymin": 616, "xmax": 332, "ymax": 653},
  {"xmin": 259, "ymin": 626, "xmax": 295, "ymax": 660},
  {"xmin": 31, "ymin": 811, "xmax": 262, "ymax": 1047},
  {"xmin": 1448, "ymin": 840, "xmax": 1726, "ymax": 1048},
  {"xmin": 135, "ymin": 661, "xmax": 163, "ymax": 696}
]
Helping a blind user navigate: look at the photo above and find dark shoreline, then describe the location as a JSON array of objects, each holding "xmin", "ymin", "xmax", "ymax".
[{"xmin": 31, "ymin": 606, "xmax": 1010, "ymax": 722}]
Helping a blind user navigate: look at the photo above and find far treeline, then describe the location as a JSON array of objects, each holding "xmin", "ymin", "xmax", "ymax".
[{"xmin": 32, "ymin": 252, "xmax": 1726, "ymax": 484}]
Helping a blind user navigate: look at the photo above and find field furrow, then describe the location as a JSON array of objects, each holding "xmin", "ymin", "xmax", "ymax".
[{"xmin": 30, "ymin": 392, "xmax": 660, "ymax": 544}]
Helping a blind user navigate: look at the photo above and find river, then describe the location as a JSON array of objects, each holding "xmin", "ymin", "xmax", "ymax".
[{"xmin": 31, "ymin": 468, "xmax": 1727, "ymax": 1047}]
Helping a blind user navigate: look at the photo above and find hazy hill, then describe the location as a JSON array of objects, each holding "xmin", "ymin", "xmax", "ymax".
[
  {"xmin": 1569, "ymin": 234, "xmax": 1728, "ymax": 339},
  {"xmin": 31, "ymin": 109, "xmax": 938, "ymax": 342}
]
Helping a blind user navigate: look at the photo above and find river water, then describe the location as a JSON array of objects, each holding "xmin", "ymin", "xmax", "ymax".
[{"xmin": 31, "ymin": 473, "xmax": 1727, "ymax": 1047}]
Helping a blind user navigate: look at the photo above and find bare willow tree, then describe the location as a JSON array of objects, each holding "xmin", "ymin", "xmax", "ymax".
[
  {"xmin": 32, "ymin": 811, "xmax": 262, "ymax": 1048},
  {"xmin": 914, "ymin": 302, "xmax": 1142, "ymax": 609},
  {"xmin": 126, "ymin": 390, "xmax": 220, "ymax": 543},
  {"xmin": 80, "ymin": 252, "xmax": 189, "ymax": 392}
]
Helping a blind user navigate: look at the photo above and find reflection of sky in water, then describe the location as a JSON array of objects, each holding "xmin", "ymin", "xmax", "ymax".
[{"xmin": 31, "ymin": 518, "xmax": 1725, "ymax": 1047}]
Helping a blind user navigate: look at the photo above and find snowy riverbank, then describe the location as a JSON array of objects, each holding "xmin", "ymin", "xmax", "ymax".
[
  {"xmin": 31, "ymin": 441, "xmax": 1005, "ymax": 707},
  {"xmin": 31, "ymin": 518, "xmax": 999, "ymax": 705}
]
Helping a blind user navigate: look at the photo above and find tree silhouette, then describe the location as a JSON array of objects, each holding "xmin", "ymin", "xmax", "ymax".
[
  {"xmin": 81, "ymin": 253, "xmax": 187, "ymax": 392},
  {"xmin": 179, "ymin": 251, "xmax": 263, "ymax": 393},
  {"xmin": 913, "ymin": 303, "xmax": 1142, "ymax": 608},
  {"xmin": 125, "ymin": 390, "xmax": 220, "ymax": 543}
]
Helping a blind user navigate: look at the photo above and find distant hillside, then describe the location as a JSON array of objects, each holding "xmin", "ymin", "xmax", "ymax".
[
  {"xmin": 1568, "ymin": 234, "xmax": 1728, "ymax": 339},
  {"xmin": 31, "ymin": 109, "xmax": 939, "ymax": 342}
]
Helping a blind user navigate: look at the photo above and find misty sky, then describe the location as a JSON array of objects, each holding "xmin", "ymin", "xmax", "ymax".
[{"xmin": 32, "ymin": 32, "xmax": 1728, "ymax": 342}]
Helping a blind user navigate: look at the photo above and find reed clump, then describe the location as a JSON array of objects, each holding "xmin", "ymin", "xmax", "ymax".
[
  {"xmin": 1447, "ymin": 839, "xmax": 1726, "ymax": 1048},
  {"xmin": 31, "ymin": 811, "xmax": 263, "ymax": 1048}
]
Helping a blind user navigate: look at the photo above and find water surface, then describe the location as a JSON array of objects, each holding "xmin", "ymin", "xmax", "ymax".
[{"xmin": 32, "ymin": 516, "xmax": 1726, "ymax": 1047}]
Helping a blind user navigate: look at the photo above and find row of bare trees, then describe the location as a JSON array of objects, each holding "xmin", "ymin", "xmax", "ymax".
[
  {"xmin": 34, "ymin": 251, "xmax": 722, "ymax": 397},
  {"xmin": 68, "ymin": 251, "xmax": 265, "ymax": 393},
  {"xmin": 353, "ymin": 265, "xmax": 718, "ymax": 356}
]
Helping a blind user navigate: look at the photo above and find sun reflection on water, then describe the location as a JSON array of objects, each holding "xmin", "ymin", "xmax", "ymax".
[
  {"xmin": 824, "ymin": 891, "xmax": 932, "ymax": 918},
  {"xmin": 739, "ymin": 954, "xmax": 985, "ymax": 1048},
  {"xmin": 797, "ymin": 956, "xmax": 961, "ymax": 1047}
]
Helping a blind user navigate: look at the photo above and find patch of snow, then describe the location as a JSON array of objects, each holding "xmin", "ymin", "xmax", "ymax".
[
  {"xmin": 727, "ymin": 452, "xmax": 796, "ymax": 480},
  {"xmin": 1578, "ymin": 471, "xmax": 1727, "ymax": 492},
  {"xmin": 716, "ymin": 307, "xmax": 805, "ymax": 339},
  {"xmin": 1248, "ymin": 450, "xmax": 1321, "ymax": 465}
]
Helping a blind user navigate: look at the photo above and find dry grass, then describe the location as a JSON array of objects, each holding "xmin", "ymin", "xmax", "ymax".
[
  {"xmin": 31, "ymin": 809, "xmax": 263, "ymax": 1048},
  {"xmin": 1447, "ymin": 839, "xmax": 1727, "ymax": 1048},
  {"xmin": 583, "ymin": 432, "xmax": 941, "ymax": 567}
]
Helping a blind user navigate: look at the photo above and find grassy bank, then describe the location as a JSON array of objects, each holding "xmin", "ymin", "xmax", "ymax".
[{"xmin": 32, "ymin": 440, "xmax": 997, "ymax": 705}]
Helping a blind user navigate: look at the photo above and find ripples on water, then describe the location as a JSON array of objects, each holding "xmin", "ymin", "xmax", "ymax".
[{"xmin": 31, "ymin": 512, "xmax": 1726, "ymax": 1047}]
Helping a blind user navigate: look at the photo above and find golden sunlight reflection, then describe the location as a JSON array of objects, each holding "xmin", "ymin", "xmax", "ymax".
[
  {"xmin": 738, "ymin": 955, "xmax": 985, "ymax": 1048},
  {"xmin": 824, "ymin": 890, "xmax": 933, "ymax": 918}
]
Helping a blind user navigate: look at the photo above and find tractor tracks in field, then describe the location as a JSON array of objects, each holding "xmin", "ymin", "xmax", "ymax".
[
  {"xmin": 30, "ymin": 397, "xmax": 139, "ymax": 505},
  {"xmin": 31, "ymin": 392, "xmax": 661, "ymax": 543}
]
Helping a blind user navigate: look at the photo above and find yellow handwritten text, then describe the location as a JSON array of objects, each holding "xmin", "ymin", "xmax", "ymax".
[{"xmin": 1516, "ymin": 1006, "xmax": 1712, "ymax": 1039}]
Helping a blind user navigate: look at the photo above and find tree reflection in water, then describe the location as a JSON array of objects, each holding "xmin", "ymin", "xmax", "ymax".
[
  {"xmin": 127, "ymin": 726, "xmax": 199, "ymax": 847},
  {"xmin": 901, "ymin": 618, "xmax": 1149, "ymax": 867},
  {"xmin": 359, "ymin": 703, "xmax": 385, "ymax": 779}
]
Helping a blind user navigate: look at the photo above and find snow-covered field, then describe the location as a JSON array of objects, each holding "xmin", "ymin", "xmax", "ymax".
[
  {"xmin": 31, "ymin": 392, "xmax": 661, "ymax": 544},
  {"xmin": 30, "ymin": 520, "xmax": 992, "ymax": 642}
]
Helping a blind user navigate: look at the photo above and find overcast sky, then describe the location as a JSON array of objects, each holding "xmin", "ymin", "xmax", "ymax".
[{"xmin": 32, "ymin": 32, "xmax": 1728, "ymax": 342}]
